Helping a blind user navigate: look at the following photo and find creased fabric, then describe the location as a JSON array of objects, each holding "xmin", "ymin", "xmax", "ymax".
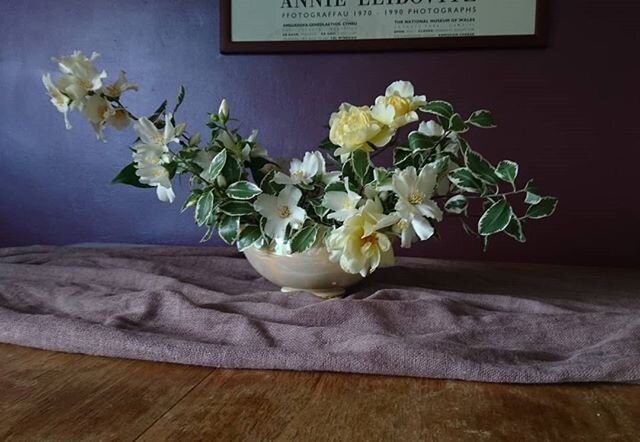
[{"xmin": 1, "ymin": 245, "xmax": 639, "ymax": 383}]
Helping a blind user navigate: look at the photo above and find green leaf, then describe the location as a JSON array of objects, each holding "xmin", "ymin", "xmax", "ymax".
[
  {"xmin": 448, "ymin": 167, "xmax": 483, "ymax": 193},
  {"xmin": 466, "ymin": 150, "xmax": 498, "ymax": 184},
  {"xmin": 524, "ymin": 180, "xmax": 542, "ymax": 204},
  {"xmin": 181, "ymin": 189, "xmax": 203, "ymax": 213},
  {"xmin": 218, "ymin": 215, "xmax": 240, "ymax": 245},
  {"xmin": 318, "ymin": 136, "xmax": 339, "ymax": 153},
  {"xmin": 421, "ymin": 100, "xmax": 454, "ymax": 119},
  {"xmin": 525, "ymin": 192, "xmax": 542, "ymax": 205},
  {"xmin": 172, "ymin": 85, "xmax": 186, "ymax": 114},
  {"xmin": 207, "ymin": 150, "xmax": 227, "ymax": 180},
  {"xmin": 219, "ymin": 200, "xmax": 255, "ymax": 216},
  {"xmin": 426, "ymin": 157, "xmax": 450, "ymax": 175},
  {"xmin": 342, "ymin": 160, "xmax": 358, "ymax": 186},
  {"xmin": 408, "ymin": 132, "xmax": 437, "ymax": 152},
  {"xmin": 478, "ymin": 199, "xmax": 513, "ymax": 236},
  {"xmin": 248, "ymin": 156, "xmax": 277, "ymax": 185},
  {"xmin": 525, "ymin": 197, "xmax": 558, "ymax": 219},
  {"xmin": 237, "ymin": 225, "xmax": 262, "ymax": 251},
  {"xmin": 448, "ymin": 113, "xmax": 468, "ymax": 132},
  {"xmin": 111, "ymin": 163, "xmax": 153, "ymax": 188},
  {"xmin": 495, "ymin": 160, "xmax": 519, "ymax": 184},
  {"xmin": 222, "ymin": 157, "xmax": 243, "ymax": 183},
  {"xmin": 149, "ymin": 100, "xmax": 168, "ymax": 123},
  {"xmin": 444, "ymin": 195, "xmax": 468, "ymax": 214},
  {"xmin": 374, "ymin": 167, "xmax": 392, "ymax": 187},
  {"xmin": 225, "ymin": 180, "xmax": 262, "ymax": 200},
  {"xmin": 393, "ymin": 147, "xmax": 413, "ymax": 168},
  {"xmin": 352, "ymin": 150, "xmax": 370, "ymax": 182},
  {"xmin": 504, "ymin": 217, "xmax": 526, "ymax": 243},
  {"xmin": 195, "ymin": 191, "xmax": 215, "ymax": 226},
  {"xmin": 290, "ymin": 224, "xmax": 319, "ymax": 254},
  {"xmin": 200, "ymin": 225, "xmax": 215, "ymax": 243},
  {"xmin": 260, "ymin": 169, "xmax": 284, "ymax": 195},
  {"xmin": 467, "ymin": 110, "xmax": 497, "ymax": 128},
  {"xmin": 325, "ymin": 181, "xmax": 346, "ymax": 193}
]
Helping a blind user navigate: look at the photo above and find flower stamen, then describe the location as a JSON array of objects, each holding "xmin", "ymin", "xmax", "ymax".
[
  {"xmin": 277, "ymin": 206, "xmax": 291, "ymax": 218},
  {"xmin": 408, "ymin": 191, "xmax": 425, "ymax": 205}
]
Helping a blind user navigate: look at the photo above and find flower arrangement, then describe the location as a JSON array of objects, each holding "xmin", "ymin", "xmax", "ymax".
[{"xmin": 43, "ymin": 51, "xmax": 557, "ymax": 277}]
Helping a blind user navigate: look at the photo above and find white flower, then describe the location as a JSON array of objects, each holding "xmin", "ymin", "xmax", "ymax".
[
  {"xmin": 42, "ymin": 73, "xmax": 71, "ymax": 129},
  {"xmin": 326, "ymin": 199, "xmax": 395, "ymax": 276},
  {"xmin": 371, "ymin": 81, "xmax": 426, "ymax": 129},
  {"xmin": 101, "ymin": 71, "xmax": 138, "ymax": 98},
  {"xmin": 254, "ymin": 185, "xmax": 307, "ymax": 241},
  {"xmin": 133, "ymin": 115, "xmax": 179, "ymax": 149},
  {"xmin": 391, "ymin": 166, "xmax": 443, "ymax": 247},
  {"xmin": 132, "ymin": 136, "xmax": 175, "ymax": 203},
  {"xmin": 322, "ymin": 178, "xmax": 362, "ymax": 221},
  {"xmin": 274, "ymin": 151, "xmax": 325, "ymax": 186},
  {"xmin": 53, "ymin": 51, "xmax": 107, "ymax": 106},
  {"xmin": 82, "ymin": 95, "xmax": 112, "ymax": 140}
]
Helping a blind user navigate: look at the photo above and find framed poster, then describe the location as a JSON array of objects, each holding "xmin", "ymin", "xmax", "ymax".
[{"xmin": 220, "ymin": 0, "xmax": 548, "ymax": 54}]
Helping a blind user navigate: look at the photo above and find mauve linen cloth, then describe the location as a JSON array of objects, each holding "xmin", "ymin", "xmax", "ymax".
[{"xmin": 0, "ymin": 245, "xmax": 639, "ymax": 383}]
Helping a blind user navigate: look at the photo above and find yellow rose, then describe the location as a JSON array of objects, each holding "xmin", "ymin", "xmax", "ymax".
[
  {"xmin": 326, "ymin": 199, "xmax": 395, "ymax": 276},
  {"xmin": 329, "ymin": 103, "xmax": 395, "ymax": 158},
  {"xmin": 371, "ymin": 80, "xmax": 427, "ymax": 129}
]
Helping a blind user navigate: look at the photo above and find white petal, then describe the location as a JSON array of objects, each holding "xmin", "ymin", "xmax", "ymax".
[
  {"xmin": 411, "ymin": 216, "xmax": 434, "ymax": 240},
  {"xmin": 156, "ymin": 185, "xmax": 175, "ymax": 203},
  {"xmin": 273, "ymin": 172, "xmax": 294, "ymax": 185},
  {"xmin": 416, "ymin": 200, "xmax": 443, "ymax": 221},
  {"xmin": 386, "ymin": 80, "xmax": 414, "ymax": 98},
  {"xmin": 278, "ymin": 185, "xmax": 302, "ymax": 207},
  {"xmin": 323, "ymin": 191, "xmax": 349, "ymax": 212},
  {"xmin": 253, "ymin": 193, "xmax": 279, "ymax": 218},
  {"xmin": 418, "ymin": 165, "xmax": 438, "ymax": 197}
]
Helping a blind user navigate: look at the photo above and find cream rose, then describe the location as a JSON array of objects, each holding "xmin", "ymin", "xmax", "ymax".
[
  {"xmin": 371, "ymin": 81, "xmax": 427, "ymax": 129},
  {"xmin": 326, "ymin": 199, "xmax": 396, "ymax": 276},
  {"xmin": 329, "ymin": 103, "xmax": 395, "ymax": 159}
]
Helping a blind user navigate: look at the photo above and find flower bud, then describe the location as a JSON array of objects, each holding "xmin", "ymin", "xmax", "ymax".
[
  {"xmin": 175, "ymin": 122, "xmax": 187, "ymax": 136},
  {"xmin": 218, "ymin": 98, "xmax": 229, "ymax": 120},
  {"xmin": 216, "ymin": 174, "xmax": 227, "ymax": 188}
]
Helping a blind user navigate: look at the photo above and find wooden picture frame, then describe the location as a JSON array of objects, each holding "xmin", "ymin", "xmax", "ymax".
[{"xmin": 220, "ymin": 0, "xmax": 549, "ymax": 54}]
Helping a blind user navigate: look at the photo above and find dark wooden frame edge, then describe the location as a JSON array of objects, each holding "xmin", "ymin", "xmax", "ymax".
[{"xmin": 220, "ymin": 0, "xmax": 549, "ymax": 54}]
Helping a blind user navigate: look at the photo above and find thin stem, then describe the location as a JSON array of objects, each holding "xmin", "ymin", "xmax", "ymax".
[{"xmin": 435, "ymin": 189, "xmax": 526, "ymax": 201}]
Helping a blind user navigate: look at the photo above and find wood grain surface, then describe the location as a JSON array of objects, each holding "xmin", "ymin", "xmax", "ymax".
[{"xmin": 1, "ymin": 343, "xmax": 639, "ymax": 441}]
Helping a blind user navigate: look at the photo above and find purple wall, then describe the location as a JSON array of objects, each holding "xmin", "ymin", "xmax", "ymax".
[{"xmin": 1, "ymin": 0, "xmax": 639, "ymax": 267}]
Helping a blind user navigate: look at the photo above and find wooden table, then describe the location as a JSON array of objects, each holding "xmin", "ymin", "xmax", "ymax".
[{"xmin": 1, "ymin": 343, "xmax": 639, "ymax": 441}]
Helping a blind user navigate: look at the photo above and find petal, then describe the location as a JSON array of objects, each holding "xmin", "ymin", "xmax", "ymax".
[
  {"xmin": 411, "ymin": 216, "xmax": 435, "ymax": 240},
  {"xmin": 289, "ymin": 206, "xmax": 307, "ymax": 228},
  {"xmin": 278, "ymin": 185, "xmax": 302, "ymax": 207},
  {"xmin": 416, "ymin": 200, "xmax": 443, "ymax": 221},
  {"xmin": 418, "ymin": 166, "xmax": 438, "ymax": 197},
  {"xmin": 386, "ymin": 80, "xmax": 414, "ymax": 98},
  {"xmin": 323, "ymin": 191, "xmax": 349, "ymax": 211},
  {"xmin": 156, "ymin": 185, "xmax": 175, "ymax": 203},
  {"xmin": 253, "ymin": 194, "xmax": 278, "ymax": 218},
  {"xmin": 273, "ymin": 172, "xmax": 294, "ymax": 185}
]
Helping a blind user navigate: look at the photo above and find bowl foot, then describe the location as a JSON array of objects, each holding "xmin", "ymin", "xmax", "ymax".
[{"xmin": 280, "ymin": 286, "xmax": 345, "ymax": 299}]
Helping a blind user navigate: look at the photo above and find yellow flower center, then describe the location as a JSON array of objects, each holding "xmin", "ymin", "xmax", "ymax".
[
  {"xmin": 362, "ymin": 234, "xmax": 378, "ymax": 247},
  {"xmin": 277, "ymin": 206, "xmax": 291, "ymax": 218},
  {"xmin": 385, "ymin": 96, "xmax": 411, "ymax": 116},
  {"xmin": 396, "ymin": 219, "xmax": 409, "ymax": 230},
  {"xmin": 293, "ymin": 170, "xmax": 305, "ymax": 179},
  {"xmin": 341, "ymin": 199, "xmax": 353, "ymax": 209},
  {"xmin": 408, "ymin": 191, "xmax": 425, "ymax": 205}
]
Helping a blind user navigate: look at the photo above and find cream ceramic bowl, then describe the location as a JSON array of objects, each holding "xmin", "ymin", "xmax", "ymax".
[{"xmin": 243, "ymin": 245, "xmax": 363, "ymax": 298}]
